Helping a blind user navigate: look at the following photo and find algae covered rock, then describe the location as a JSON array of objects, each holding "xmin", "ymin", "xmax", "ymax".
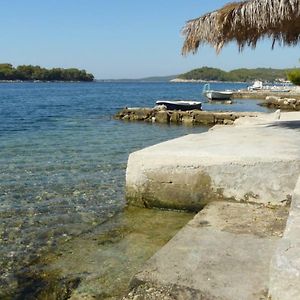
[
  {"xmin": 170, "ymin": 111, "xmax": 181, "ymax": 123},
  {"xmin": 193, "ymin": 111, "xmax": 215, "ymax": 125},
  {"xmin": 154, "ymin": 111, "xmax": 170, "ymax": 123}
]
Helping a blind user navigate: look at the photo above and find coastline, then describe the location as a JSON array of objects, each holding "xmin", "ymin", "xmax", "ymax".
[
  {"xmin": 0, "ymin": 80, "xmax": 95, "ymax": 83},
  {"xmin": 170, "ymin": 78, "xmax": 247, "ymax": 84},
  {"xmin": 0, "ymin": 81, "xmax": 213, "ymax": 299},
  {"xmin": 2, "ymin": 81, "xmax": 300, "ymax": 299}
]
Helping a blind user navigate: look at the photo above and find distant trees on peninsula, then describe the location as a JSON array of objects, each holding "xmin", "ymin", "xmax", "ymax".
[
  {"xmin": 0, "ymin": 64, "xmax": 94, "ymax": 82},
  {"xmin": 177, "ymin": 67, "xmax": 291, "ymax": 82},
  {"xmin": 287, "ymin": 69, "xmax": 300, "ymax": 85}
]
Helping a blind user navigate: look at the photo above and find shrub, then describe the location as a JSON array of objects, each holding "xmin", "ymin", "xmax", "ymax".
[{"xmin": 287, "ymin": 69, "xmax": 300, "ymax": 86}]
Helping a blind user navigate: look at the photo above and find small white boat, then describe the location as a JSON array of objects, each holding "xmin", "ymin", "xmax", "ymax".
[
  {"xmin": 202, "ymin": 84, "xmax": 233, "ymax": 100},
  {"xmin": 155, "ymin": 100, "xmax": 202, "ymax": 111},
  {"xmin": 248, "ymin": 80, "xmax": 263, "ymax": 91}
]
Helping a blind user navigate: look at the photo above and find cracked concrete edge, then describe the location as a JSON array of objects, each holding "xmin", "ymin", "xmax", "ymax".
[
  {"xmin": 126, "ymin": 161, "xmax": 300, "ymax": 210},
  {"xmin": 269, "ymin": 174, "xmax": 300, "ymax": 300}
]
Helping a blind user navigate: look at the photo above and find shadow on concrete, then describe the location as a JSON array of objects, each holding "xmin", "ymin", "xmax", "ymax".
[{"xmin": 267, "ymin": 121, "xmax": 300, "ymax": 131}]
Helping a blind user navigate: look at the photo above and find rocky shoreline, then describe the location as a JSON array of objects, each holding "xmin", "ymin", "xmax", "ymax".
[
  {"xmin": 115, "ymin": 107, "xmax": 260, "ymax": 126},
  {"xmin": 259, "ymin": 95, "xmax": 300, "ymax": 110}
]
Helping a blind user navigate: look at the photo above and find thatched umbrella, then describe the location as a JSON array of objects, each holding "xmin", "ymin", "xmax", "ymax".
[{"xmin": 182, "ymin": 0, "xmax": 300, "ymax": 54}]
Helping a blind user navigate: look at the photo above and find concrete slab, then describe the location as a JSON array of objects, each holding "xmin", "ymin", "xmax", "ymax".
[
  {"xmin": 126, "ymin": 112, "xmax": 300, "ymax": 210},
  {"xmin": 269, "ymin": 175, "xmax": 300, "ymax": 300},
  {"xmin": 124, "ymin": 202, "xmax": 288, "ymax": 300}
]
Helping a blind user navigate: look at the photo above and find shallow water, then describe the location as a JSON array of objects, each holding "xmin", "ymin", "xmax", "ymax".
[
  {"xmin": 36, "ymin": 207, "xmax": 193, "ymax": 299},
  {"xmin": 0, "ymin": 82, "xmax": 272, "ymax": 298},
  {"xmin": 4, "ymin": 206, "xmax": 193, "ymax": 299}
]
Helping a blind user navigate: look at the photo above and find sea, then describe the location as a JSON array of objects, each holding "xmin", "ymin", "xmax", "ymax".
[{"xmin": 0, "ymin": 82, "xmax": 273, "ymax": 299}]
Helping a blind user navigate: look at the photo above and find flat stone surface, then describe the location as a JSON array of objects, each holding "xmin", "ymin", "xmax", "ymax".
[
  {"xmin": 124, "ymin": 202, "xmax": 288, "ymax": 300},
  {"xmin": 269, "ymin": 175, "xmax": 300, "ymax": 300},
  {"xmin": 191, "ymin": 201, "xmax": 288, "ymax": 238},
  {"xmin": 126, "ymin": 112, "xmax": 300, "ymax": 210},
  {"xmin": 233, "ymin": 90, "xmax": 300, "ymax": 100}
]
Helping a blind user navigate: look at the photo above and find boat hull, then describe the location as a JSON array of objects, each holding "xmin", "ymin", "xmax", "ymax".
[
  {"xmin": 204, "ymin": 91, "xmax": 233, "ymax": 100},
  {"xmin": 156, "ymin": 100, "xmax": 202, "ymax": 111}
]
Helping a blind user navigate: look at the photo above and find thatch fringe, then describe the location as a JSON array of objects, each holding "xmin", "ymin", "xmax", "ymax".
[{"xmin": 182, "ymin": 0, "xmax": 300, "ymax": 54}]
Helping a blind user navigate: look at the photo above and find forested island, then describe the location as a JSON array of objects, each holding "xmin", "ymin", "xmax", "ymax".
[
  {"xmin": 176, "ymin": 67, "xmax": 292, "ymax": 82},
  {"xmin": 0, "ymin": 64, "xmax": 94, "ymax": 82}
]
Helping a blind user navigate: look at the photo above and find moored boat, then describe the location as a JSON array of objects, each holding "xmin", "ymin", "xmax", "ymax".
[
  {"xmin": 248, "ymin": 80, "xmax": 263, "ymax": 90},
  {"xmin": 248, "ymin": 80, "xmax": 291, "ymax": 92},
  {"xmin": 202, "ymin": 84, "xmax": 233, "ymax": 100},
  {"xmin": 155, "ymin": 100, "xmax": 202, "ymax": 111}
]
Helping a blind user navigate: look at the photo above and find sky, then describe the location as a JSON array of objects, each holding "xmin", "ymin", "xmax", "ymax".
[{"xmin": 0, "ymin": 0, "xmax": 299, "ymax": 79}]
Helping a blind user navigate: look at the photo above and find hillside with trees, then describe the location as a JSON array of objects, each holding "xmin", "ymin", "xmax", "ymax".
[
  {"xmin": 0, "ymin": 64, "xmax": 94, "ymax": 82},
  {"xmin": 177, "ymin": 67, "xmax": 292, "ymax": 82}
]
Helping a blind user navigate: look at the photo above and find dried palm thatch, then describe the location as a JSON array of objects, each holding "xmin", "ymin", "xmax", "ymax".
[{"xmin": 182, "ymin": 0, "xmax": 300, "ymax": 54}]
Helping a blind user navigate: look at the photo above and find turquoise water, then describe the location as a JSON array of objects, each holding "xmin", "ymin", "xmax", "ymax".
[{"xmin": 0, "ymin": 82, "xmax": 272, "ymax": 298}]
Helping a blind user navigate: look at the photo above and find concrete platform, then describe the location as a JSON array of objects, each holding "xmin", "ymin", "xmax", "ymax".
[
  {"xmin": 126, "ymin": 112, "xmax": 300, "ymax": 210},
  {"xmin": 123, "ymin": 112, "xmax": 300, "ymax": 299},
  {"xmin": 233, "ymin": 90, "xmax": 300, "ymax": 100},
  {"xmin": 269, "ymin": 176, "xmax": 300, "ymax": 299},
  {"xmin": 123, "ymin": 202, "xmax": 289, "ymax": 300}
]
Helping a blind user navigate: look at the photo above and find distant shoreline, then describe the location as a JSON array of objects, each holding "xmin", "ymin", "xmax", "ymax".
[
  {"xmin": 95, "ymin": 79, "xmax": 248, "ymax": 83},
  {"xmin": 0, "ymin": 79, "xmax": 290, "ymax": 85},
  {"xmin": 0, "ymin": 80, "xmax": 95, "ymax": 83},
  {"xmin": 169, "ymin": 78, "xmax": 247, "ymax": 84},
  {"xmin": 0, "ymin": 64, "xmax": 94, "ymax": 82}
]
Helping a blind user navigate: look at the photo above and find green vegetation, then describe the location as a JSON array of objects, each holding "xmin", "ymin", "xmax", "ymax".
[
  {"xmin": 287, "ymin": 69, "xmax": 300, "ymax": 86},
  {"xmin": 0, "ymin": 64, "xmax": 94, "ymax": 82},
  {"xmin": 178, "ymin": 67, "xmax": 291, "ymax": 82}
]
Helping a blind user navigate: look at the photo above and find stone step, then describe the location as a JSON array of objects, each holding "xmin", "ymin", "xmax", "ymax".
[
  {"xmin": 126, "ymin": 113, "xmax": 300, "ymax": 210},
  {"xmin": 122, "ymin": 201, "xmax": 288, "ymax": 300},
  {"xmin": 269, "ymin": 176, "xmax": 300, "ymax": 299}
]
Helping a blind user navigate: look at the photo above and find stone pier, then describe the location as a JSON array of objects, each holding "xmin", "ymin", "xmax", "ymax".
[
  {"xmin": 115, "ymin": 108, "xmax": 260, "ymax": 126},
  {"xmin": 126, "ymin": 112, "xmax": 300, "ymax": 210},
  {"xmin": 123, "ymin": 111, "xmax": 300, "ymax": 299},
  {"xmin": 233, "ymin": 90, "xmax": 300, "ymax": 100}
]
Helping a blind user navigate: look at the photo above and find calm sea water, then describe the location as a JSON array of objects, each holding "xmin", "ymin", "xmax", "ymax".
[{"xmin": 0, "ymin": 82, "xmax": 272, "ymax": 298}]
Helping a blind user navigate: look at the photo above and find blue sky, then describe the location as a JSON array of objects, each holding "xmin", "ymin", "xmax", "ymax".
[{"xmin": 1, "ymin": 0, "xmax": 299, "ymax": 79}]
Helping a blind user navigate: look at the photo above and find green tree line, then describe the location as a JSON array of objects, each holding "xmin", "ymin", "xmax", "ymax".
[
  {"xmin": 177, "ymin": 67, "xmax": 293, "ymax": 82},
  {"xmin": 0, "ymin": 64, "xmax": 94, "ymax": 82}
]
